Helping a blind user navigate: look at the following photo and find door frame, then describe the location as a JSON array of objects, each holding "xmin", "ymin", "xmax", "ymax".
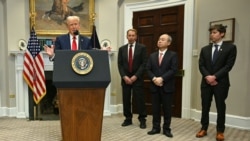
[{"xmin": 123, "ymin": 0, "xmax": 194, "ymax": 119}]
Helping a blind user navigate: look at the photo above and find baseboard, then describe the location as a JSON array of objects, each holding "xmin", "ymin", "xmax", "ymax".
[
  {"xmin": 1, "ymin": 106, "xmax": 115, "ymax": 118},
  {"xmin": 103, "ymin": 110, "xmax": 112, "ymax": 116},
  {"xmin": 3, "ymin": 105, "xmax": 248, "ymax": 130},
  {"xmin": 110, "ymin": 104, "xmax": 123, "ymax": 114},
  {"xmin": 1, "ymin": 105, "xmax": 123, "ymax": 117},
  {"xmin": 191, "ymin": 109, "xmax": 250, "ymax": 130},
  {"xmin": 0, "ymin": 107, "xmax": 17, "ymax": 117}
]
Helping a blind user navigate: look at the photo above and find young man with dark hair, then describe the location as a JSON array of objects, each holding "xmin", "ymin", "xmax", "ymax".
[{"xmin": 196, "ymin": 24, "xmax": 237, "ymax": 141}]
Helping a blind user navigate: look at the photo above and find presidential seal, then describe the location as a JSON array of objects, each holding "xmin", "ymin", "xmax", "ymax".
[{"xmin": 71, "ymin": 52, "xmax": 94, "ymax": 75}]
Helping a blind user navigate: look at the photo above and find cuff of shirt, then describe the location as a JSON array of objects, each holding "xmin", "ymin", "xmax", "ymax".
[{"xmin": 49, "ymin": 54, "xmax": 55, "ymax": 61}]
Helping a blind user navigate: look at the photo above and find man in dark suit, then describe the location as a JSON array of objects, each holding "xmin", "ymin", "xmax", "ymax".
[
  {"xmin": 54, "ymin": 26, "xmax": 91, "ymax": 50},
  {"xmin": 196, "ymin": 24, "xmax": 237, "ymax": 141},
  {"xmin": 118, "ymin": 29, "xmax": 147, "ymax": 129},
  {"xmin": 44, "ymin": 16, "xmax": 91, "ymax": 58},
  {"xmin": 43, "ymin": 16, "xmax": 110, "ymax": 113},
  {"xmin": 147, "ymin": 34, "xmax": 178, "ymax": 138},
  {"xmin": 44, "ymin": 16, "xmax": 110, "ymax": 58}
]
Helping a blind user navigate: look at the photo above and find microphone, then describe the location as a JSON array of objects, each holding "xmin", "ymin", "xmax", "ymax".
[
  {"xmin": 78, "ymin": 38, "xmax": 83, "ymax": 50},
  {"xmin": 73, "ymin": 30, "xmax": 79, "ymax": 35},
  {"xmin": 73, "ymin": 30, "xmax": 80, "ymax": 50}
]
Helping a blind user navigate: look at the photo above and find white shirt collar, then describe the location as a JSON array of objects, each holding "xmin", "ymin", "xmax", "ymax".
[
  {"xmin": 128, "ymin": 42, "xmax": 136, "ymax": 47},
  {"xmin": 213, "ymin": 41, "xmax": 223, "ymax": 46},
  {"xmin": 159, "ymin": 49, "xmax": 167, "ymax": 55},
  {"xmin": 70, "ymin": 34, "xmax": 79, "ymax": 40}
]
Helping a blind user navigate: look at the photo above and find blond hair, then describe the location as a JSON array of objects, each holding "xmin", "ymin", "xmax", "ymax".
[{"xmin": 66, "ymin": 16, "xmax": 80, "ymax": 25}]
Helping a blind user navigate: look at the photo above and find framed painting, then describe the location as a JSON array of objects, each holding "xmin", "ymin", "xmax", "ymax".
[
  {"xmin": 210, "ymin": 18, "xmax": 235, "ymax": 42},
  {"xmin": 29, "ymin": 0, "xmax": 95, "ymax": 36}
]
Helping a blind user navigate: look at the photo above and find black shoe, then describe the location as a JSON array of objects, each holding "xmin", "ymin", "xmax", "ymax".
[
  {"xmin": 139, "ymin": 122, "xmax": 146, "ymax": 129},
  {"xmin": 163, "ymin": 130, "xmax": 173, "ymax": 138},
  {"xmin": 147, "ymin": 129, "xmax": 160, "ymax": 135},
  {"xmin": 121, "ymin": 121, "xmax": 132, "ymax": 127}
]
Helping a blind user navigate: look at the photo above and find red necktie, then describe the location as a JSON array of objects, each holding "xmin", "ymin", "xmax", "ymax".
[
  {"xmin": 128, "ymin": 44, "xmax": 133, "ymax": 72},
  {"xmin": 72, "ymin": 36, "xmax": 77, "ymax": 50},
  {"xmin": 159, "ymin": 53, "xmax": 163, "ymax": 65}
]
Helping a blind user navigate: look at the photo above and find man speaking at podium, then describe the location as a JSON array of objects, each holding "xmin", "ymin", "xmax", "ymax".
[
  {"xmin": 45, "ymin": 16, "xmax": 111, "ymax": 141},
  {"xmin": 44, "ymin": 16, "xmax": 110, "ymax": 59}
]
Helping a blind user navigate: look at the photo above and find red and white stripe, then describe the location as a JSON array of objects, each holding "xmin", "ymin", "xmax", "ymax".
[{"xmin": 23, "ymin": 51, "xmax": 46, "ymax": 104}]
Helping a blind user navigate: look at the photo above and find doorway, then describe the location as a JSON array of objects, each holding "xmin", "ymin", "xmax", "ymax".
[{"xmin": 132, "ymin": 5, "xmax": 184, "ymax": 117}]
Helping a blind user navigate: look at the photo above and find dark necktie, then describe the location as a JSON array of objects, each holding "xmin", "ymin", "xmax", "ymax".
[
  {"xmin": 128, "ymin": 44, "xmax": 133, "ymax": 72},
  {"xmin": 212, "ymin": 44, "xmax": 219, "ymax": 64},
  {"xmin": 72, "ymin": 36, "xmax": 77, "ymax": 50}
]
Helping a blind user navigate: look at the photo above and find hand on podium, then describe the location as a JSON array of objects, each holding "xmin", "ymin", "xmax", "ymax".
[{"xmin": 101, "ymin": 46, "xmax": 112, "ymax": 52}]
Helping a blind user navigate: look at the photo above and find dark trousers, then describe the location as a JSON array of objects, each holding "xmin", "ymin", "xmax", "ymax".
[
  {"xmin": 122, "ymin": 84, "xmax": 147, "ymax": 122},
  {"xmin": 200, "ymin": 86, "xmax": 229, "ymax": 132},
  {"xmin": 151, "ymin": 89, "xmax": 173, "ymax": 131}
]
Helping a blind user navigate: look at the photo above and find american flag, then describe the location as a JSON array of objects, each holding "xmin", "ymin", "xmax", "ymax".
[{"xmin": 23, "ymin": 27, "xmax": 46, "ymax": 104}]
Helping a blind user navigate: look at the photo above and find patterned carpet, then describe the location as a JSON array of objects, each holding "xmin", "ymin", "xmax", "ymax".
[{"xmin": 0, "ymin": 114, "xmax": 249, "ymax": 141}]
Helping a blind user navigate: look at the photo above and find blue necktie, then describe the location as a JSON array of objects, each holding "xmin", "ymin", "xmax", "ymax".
[{"xmin": 212, "ymin": 44, "xmax": 219, "ymax": 64}]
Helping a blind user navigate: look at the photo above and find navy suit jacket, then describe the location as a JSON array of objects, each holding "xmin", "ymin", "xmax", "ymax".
[
  {"xmin": 55, "ymin": 34, "xmax": 91, "ymax": 50},
  {"xmin": 147, "ymin": 50, "xmax": 178, "ymax": 93},
  {"xmin": 199, "ymin": 42, "xmax": 237, "ymax": 87}
]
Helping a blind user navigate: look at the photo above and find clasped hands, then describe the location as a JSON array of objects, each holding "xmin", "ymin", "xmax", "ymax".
[
  {"xmin": 205, "ymin": 75, "xmax": 218, "ymax": 86},
  {"xmin": 123, "ymin": 75, "xmax": 137, "ymax": 85},
  {"xmin": 152, "ymin": 77, "xmax": 163, "ymax": 87}
]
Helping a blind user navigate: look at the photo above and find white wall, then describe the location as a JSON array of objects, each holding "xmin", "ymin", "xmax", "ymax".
[
  {"xmin": 0, "ymin": 0, "xmax": 9, "ymax": 109},
  {"xmin": 194, "ymin": 0, "xmax": 250, "ymax": 117},
  {"xmin": 0, "ymin": 0, "xmax": 5, "ymax": 107},
  {"xmin": 6, "ymin": 0, "xmax": 29, "ymax": 109},
  {"xmin": 95, "ymin": 0, "xmax": 122, "ymax": 107}
]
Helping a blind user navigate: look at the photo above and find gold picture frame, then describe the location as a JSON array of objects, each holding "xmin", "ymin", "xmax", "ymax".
[
  {"xmin": 210, "ymin": 18, "xmax": 235, "ymax": 42},
  {"xmin": 29, "ymin": 0, "xmax": 95, "ymax": 36}
]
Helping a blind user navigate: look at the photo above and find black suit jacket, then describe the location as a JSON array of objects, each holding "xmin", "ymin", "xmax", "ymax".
[
  {"xmin": 199, "ymin": 42, "xmax": 237, "ymax": 87},
  {"xmin": 55, "ymin": 34, "xmax": 91, "ymax": 50},
  {"xmin": 147, "ymin": 50, "xmax": 178, "ymax": 93},
  {"xmin": 118, "ymin": 43, "xmax": 147, "ymax": 86}
]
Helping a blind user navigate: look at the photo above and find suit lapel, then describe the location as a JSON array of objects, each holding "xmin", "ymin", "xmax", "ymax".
[
  {"xmin": 160, "ymin": 50, "xmax": 170, "ymax": 66},
  {"xmin": 155, "ymin": 52, "xmax": 160, "ymax": 66},
  {"xmin": 66, "ymin": 34, "xmax": 71, "ymax": 50},
  {"xmin": 78, "ymin": 36, "xmax": 83, "ymax": 50},
  {"xmin": 208, "ymin": 44, "xmax": 213, "ymax": 64},
  {"xmin": 125, "ymin": 44, "xmax": 129, "ymax": 63},
  {"xmin": 217, "ymin": 43, "xmax": 224, "ymax": 58},
  {"xmin": 133, "ymin": 44, "xmax": 139, "ymax": 60}
]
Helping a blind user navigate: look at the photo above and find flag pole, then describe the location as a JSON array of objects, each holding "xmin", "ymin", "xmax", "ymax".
[
  {"xmin": 91, "ymin": 13, "xmax": 96, "ymax": 25},
  {"xmin": 91, "ymin": 13, "xmax": 96, "ymax": 49},
  {"xmin": 34, "ymin": 106, "xmax": 37, "ymax": 120},
  {"xmin": 23, "ymin": 26, "xmax": 46, "ymax": 120},
  {"xmin": 29, "ymin": 0, "xmax": 36, "ymax": 31}
]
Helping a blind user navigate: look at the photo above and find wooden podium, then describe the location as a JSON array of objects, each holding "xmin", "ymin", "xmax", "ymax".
[{"xmin": 53, "ymin": 50, "xmax": 111, "ymax": 141}]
